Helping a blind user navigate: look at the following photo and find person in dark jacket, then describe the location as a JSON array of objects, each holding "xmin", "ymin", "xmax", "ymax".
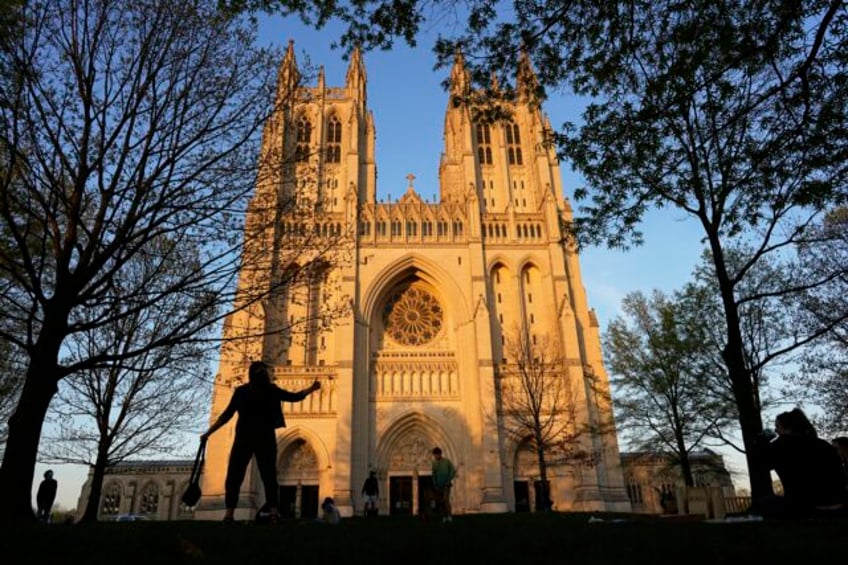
[
  {"xmin": 757, "ymin": 408, "xmax": 847, "ymax": 518},
  {"xmin": 36, "ymin": 470, "xmax": 58, "ymax": 522},
  {"xmin": 361, "ymin": 470, "xmax": 379, "ymax": 517},
  {"xmin": 201, "ymin": 361, "xmax": 320, "ymax": 522}
]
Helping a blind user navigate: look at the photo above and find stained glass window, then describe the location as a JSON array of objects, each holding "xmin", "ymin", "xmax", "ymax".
[{"xmin": 383, "ymin": 287, "xmax": 443, "ymax": 346}]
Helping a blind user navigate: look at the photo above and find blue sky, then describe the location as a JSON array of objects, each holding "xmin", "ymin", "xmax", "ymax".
[{"xmin": 38, "ymin": 14, "xmax": 729, "ymax": 511}]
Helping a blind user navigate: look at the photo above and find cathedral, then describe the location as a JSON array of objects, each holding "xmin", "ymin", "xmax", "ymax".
[{"xmin": 195, "ymin": 42, "xmax": 630, "ymax": 520}]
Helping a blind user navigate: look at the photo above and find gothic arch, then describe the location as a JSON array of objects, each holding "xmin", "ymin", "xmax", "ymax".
[
  {"xmin": 276, "ymin": 426, "xmax": 332, "ymax": 472},
  {"xmin": 100, "ymin": 481, "xmax": 123, "ymax": 517},
  {"xmin": 373, "ymin": 411, "xmax": 458, "ymax": 473},
  {"xmin": 515, "ymin": 253, "xmax": 547, "ymax": 274},
  {"xmin": 139, "ymin": 480, "xmax": 161, "ymax": 515},
  {"xmin": 510, "ymin": 436, "xmax": 543, "ymax": 480},
  {"xmin": 362, "ymin": 254, "xmax": 471, "ymax": 324},
  {"xmin": 486, "ymin": 254, "xmax": 513, "ymax": 274}
]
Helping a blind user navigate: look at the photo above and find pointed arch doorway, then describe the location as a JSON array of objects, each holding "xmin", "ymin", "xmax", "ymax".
[
  {"xmin": 374, "ymin": 414, "xmax": 456, "ymax": 518},
  {"xmin": 385, "ymin": 432, "xmax": 435, "ymax": 517},
  {"xmin": 277, "ymin": 438, "xmax": 320, "ymax": 519}
]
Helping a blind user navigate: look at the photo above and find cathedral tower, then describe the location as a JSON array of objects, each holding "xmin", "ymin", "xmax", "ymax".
[{"xmin": 198, "ymin": 44, "xmax": 630, "ymax": 520}]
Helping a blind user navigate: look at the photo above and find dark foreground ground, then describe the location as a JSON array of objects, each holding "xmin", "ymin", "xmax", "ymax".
[{"xmin": 3, "ymin": 512, "xmax": 845, "ymax": 565}]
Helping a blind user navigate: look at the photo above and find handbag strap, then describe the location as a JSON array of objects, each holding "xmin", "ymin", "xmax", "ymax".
[{"xmin": 189, "ymin": 440, "xmax": 206, "ymax": 483}]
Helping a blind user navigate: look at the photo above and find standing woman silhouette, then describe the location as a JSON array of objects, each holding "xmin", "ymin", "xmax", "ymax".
[{"xmin": 202, "ymin": 361, "xmax": 320, "ymax": 522}]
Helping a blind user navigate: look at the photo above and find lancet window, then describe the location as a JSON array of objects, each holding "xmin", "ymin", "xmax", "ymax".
[
  {"xmin": 506, "ymin": 122, "xmax": 523, "ymax": 165},
  {"xmin": 326, "ymin": 115, "xmax": 342, "ymax": 163},
  {"xmin": 139, "ymin": 482, "xmax": 160, "ymax": 515},
  {"xmin": 295, "ymin": 117, "xmax": 312, "ymax": 162},
  {"xmin": 476, "ymin": 123, "xmax": 493, "ymax": 165},
  {"xmin": 101, "ymin": 483, "xmax": 121, "ymax": 517}
]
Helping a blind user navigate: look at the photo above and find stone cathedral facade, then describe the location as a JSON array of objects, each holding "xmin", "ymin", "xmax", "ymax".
[{"xmin": 195, "ymin": 42, "xmax": 631, "ymax": 520}]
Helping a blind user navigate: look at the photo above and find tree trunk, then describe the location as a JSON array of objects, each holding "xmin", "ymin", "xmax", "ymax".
[
  {"xmin": 677, "ymin": 446, "xmax": 695, "ymax": 487},
  {"xmin": 535, "ymin": 443, "xmax": 552, "ymax": 512},
  {"xmin": 0, "ymin": 302, "xmax": 68, "ymax": 523},
  {"xmin": 79, "ymin": 453, "xmax": 109, "ymax": 523},
  {"xmin": 0, "ymin": 357, "xmax": 60, "ymax": 523},
  {"xmin": 733, "ymin": 371, "xmax": 772, "ymax": 499},
  {"xmin": 707, "ymin": 238, "xmax": 772, "ymax": 501}
]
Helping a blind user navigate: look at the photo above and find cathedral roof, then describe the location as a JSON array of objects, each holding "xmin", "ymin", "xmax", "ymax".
[{"xmin": 103, "ymin": 460, "xmax": 194, "ymax": 473}]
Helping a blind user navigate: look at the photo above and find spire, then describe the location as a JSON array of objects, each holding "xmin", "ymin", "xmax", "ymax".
[
  {"xmin": 449, "ymin": 48, "xmax": 471, "ymax": 101},
  {"xmin": 516, "ymin": 49, "xmax": 540, "ymax": 105},
  {"xmin": 345, "ymin": 45, "xmax": 367, "ymax": 104},
  {"xmin": 317, "ymin": 65, "xmax": 325, "ymax": 91},
  {"xmin": 345, "ymin": 45, "xmax": 367, "ymax": 87},
  {"xmin": 276, "ymin": 39, "xmax": 300, "ymax": 97}
]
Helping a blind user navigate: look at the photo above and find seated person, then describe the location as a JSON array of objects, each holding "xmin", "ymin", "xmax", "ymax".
[
  {"xmin": 320, "ymin": 497, "xmax": 341, "ymax": 525},
  {"xmin": 757, "ymin": 408, "xmax": 847, "ymax": 518}
]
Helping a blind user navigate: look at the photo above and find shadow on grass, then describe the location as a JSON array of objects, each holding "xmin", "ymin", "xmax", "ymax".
[{"xmin": 3, "ymin": 511, "xmax": 845, "ymax": 564}]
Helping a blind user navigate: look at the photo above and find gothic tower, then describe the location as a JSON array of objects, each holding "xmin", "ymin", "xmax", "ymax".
[{"xmin": 197, "ymin": 44, "xmax": 630, "ymax": 520}]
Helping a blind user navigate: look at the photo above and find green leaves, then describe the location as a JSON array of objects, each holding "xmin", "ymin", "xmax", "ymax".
[{"xmin": 604, "ymin": 288, "xmax": 736, "ymax": 483}]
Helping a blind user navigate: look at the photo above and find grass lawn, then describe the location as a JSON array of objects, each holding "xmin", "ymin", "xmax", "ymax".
[{"xmin": 4, "ymin": 512, "xmax": 845, "ymax": 564}]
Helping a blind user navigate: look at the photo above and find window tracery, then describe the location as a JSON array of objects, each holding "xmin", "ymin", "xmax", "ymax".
[
  {"xmin": 296, "ymin": 116, "xmax": 312, "ymax": 162},
  {"xmin": 139, "ymin": 482, "xmax": 159, "ymax": 515},
  {"xmin": 326, "ymin": 115, "xmax": 341, "ymax": 163},
  {"xmin": 476, "ymin": 123, "xmax": 492, "ymax": 165},
  {"xmin": 383, "ymin": 287, "xmax": 443, "ymax": 346},
  {"xmin": 101, "ymin": 483, "xmax": 121, "ymax": 517}
]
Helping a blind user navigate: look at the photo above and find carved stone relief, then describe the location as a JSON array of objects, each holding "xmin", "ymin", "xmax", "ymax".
[{"xmin": 389, "ymin": 433, "xmax": 432, "ymax": 471}]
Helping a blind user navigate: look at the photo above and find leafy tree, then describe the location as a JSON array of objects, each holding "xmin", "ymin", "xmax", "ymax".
[
  {"xmin": 685, "ymin": 246, "xmax": 822, "ymax": 438},
  {"xmin": 604, "ymin": 290, "xmax": 736, "ymax": 486},
  {"xmin": 0, "ymin": 0, "xmax": 287, "ymax": 521},
  {"xmin": 498, "ymin": 327, "xmax": 602, "ymax": 510},
  {"xmin": 792, "ymin": 209, "xmax": 848, "ymax": 436}
]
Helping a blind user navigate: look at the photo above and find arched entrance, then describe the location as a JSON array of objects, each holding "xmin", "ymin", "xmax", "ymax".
[
  {"xmin": 512, "ymin": 439, "xmax": 561, "ymax": 512},
  {"xmin": 277, "ymin": 438, "xmax": 320, "ymax": 519},
  {"xmin": 374, "ymin": 413, "xmax": 457, "ymax": 517}
]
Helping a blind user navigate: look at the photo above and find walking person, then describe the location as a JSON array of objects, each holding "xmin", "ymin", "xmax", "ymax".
[
  {"xmin": 431, "ymin": 447, "xmax": 457, "ymax": 523},
  {"xmin": 201, "ymin": 361, "xmax": 321, "ymax": 523},
  {"xmin": 361, "ymin": 470, "xmax": 380, "ymax": 517},
  {"xmin": 36, "ymin": 470, "xmax": 58, "ymax": 523}
]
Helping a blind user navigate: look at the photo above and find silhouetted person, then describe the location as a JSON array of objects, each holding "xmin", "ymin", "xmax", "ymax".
[
  {"xmin": 756, "ymin": 408, "xmax": 847, "ymax": 518},
  {"xmin": 201, "ymin": 361, "xmax": 321, "ymax": 522},
  {"xmin": 431, "ymin": 447, "xmax": 457, "ymax": 523},
  {"xmin": 36, "ymin": 470, "xmax": 57, "ymax": 523},
  {"xmin": 833, "ymin": 437, "xmax": 848, "ymax": 494},
  {"xmin": 361, "ymin": 470, "xmax": 379, "ymax": 517}
]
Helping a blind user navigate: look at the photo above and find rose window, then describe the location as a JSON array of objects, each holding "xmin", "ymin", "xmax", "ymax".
[{"xmin": 383, "ymin": 287, "xmax": 443, "ymax": 346}]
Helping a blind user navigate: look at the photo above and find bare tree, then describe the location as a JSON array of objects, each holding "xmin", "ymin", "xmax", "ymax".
[
  {"xmin": 40, "ymin": 237, "xmax": 215, "ymax": 522},
  {"xmin": 0, "ymin": 339, "xmax": 25, "ymax": 456},
  {"xmin": 497, "ymin": 327, "xmax": 600, "ymax": 511},
  {"xmin": 0, "ymin": 0, "xmax": 338, "ymax": 521}
]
